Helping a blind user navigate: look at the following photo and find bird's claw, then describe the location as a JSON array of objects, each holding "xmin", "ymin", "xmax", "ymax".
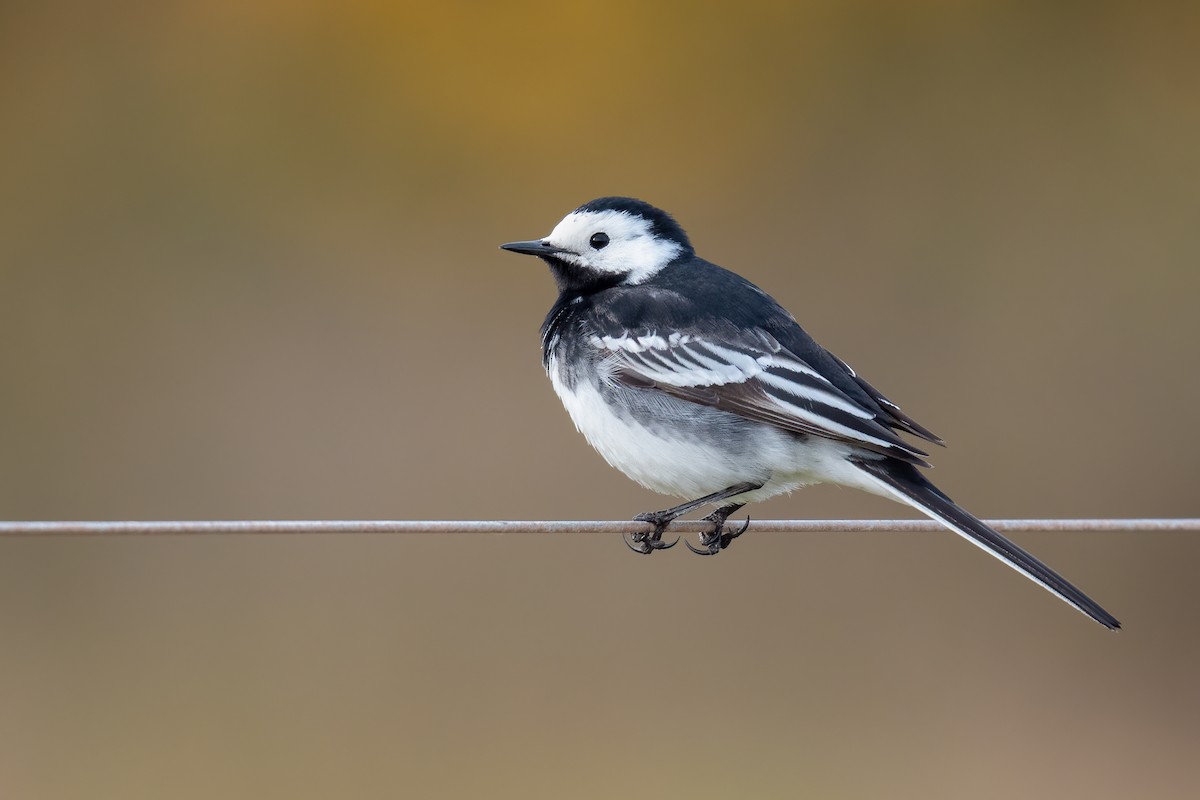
[
  {"xmin": 623, "ymin": 531, "xmax": 679, "ymax": 554},
  {"xmin": 685, "ymin": 515, "xmax": 751, "ymax": 556},
  {"xmin": 624, "ymin": 512, "xmax": 679, "ymax": 555}
]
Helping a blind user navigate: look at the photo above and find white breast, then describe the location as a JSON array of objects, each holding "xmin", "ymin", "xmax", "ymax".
[{"xmin": 547, "ymin": 355, "xmax": 848, "ymax": 502}]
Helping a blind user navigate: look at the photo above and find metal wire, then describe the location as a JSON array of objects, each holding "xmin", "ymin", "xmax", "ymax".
[{"xmin": 0, "ymin": 519, "xmax": 1195, "ymax": 537}]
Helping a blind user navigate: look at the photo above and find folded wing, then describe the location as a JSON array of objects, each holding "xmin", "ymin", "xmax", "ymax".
[{"xmin": 592, "ymin": 329, "xmax": 934, "ymax": 467}]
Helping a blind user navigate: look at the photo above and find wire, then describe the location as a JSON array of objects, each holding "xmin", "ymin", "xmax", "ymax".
[{"xmin": 0, "ymin": 519, "xmax": 1195, "ymax": 537}]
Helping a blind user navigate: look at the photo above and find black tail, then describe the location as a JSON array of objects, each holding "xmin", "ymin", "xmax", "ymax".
[{"xmin": 852, "ymin": 458, "xmax": 1120, "ymax": 630}]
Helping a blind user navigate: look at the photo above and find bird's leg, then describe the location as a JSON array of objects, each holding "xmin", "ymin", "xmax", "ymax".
[
  {"xmin": 625, "ymin": 481, "xmax": 762, "ymax": 555},
  {"xmin": 684, "ymin": 504, "xmax": 750, "ymax": 556}
]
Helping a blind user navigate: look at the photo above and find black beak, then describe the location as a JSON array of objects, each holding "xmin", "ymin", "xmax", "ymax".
[{"xmin": 499, "ymin": 239, "xmax": 572, "ymax": 259}]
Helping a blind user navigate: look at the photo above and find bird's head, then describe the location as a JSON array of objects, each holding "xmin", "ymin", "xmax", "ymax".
[{"xmin": 501, "ymin": 197, "xmax": 693, "ymax": 292}]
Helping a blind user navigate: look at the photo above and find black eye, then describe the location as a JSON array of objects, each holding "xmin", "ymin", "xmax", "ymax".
[{"xmin": 589, "ymin": 232, "xmax": 610, "ymax": 250}]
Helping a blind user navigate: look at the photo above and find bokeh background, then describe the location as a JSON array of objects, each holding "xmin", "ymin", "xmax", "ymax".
[{"xmin": 2, "ymin": 2, "xmax": 1198, "ymax": 798}]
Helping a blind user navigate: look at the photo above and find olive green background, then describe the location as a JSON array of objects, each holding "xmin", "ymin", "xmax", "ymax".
[{"xmin": 2, "ymin": 2, "xmax": 1198, "ymax": 798}]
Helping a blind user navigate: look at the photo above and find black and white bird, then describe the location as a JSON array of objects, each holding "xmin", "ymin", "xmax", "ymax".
[{"xmin": 501, "ymin": 196, "xmax": 1119, "ymax": 629}]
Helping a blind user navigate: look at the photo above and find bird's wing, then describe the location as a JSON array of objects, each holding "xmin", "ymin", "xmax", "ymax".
[
  {"xmin": 590, "ymin": 326, "xmax": 933, "ymax": 466},
  {"xmin": 826, "ymin": 352, "xmax": 944, "ymax": 445}
]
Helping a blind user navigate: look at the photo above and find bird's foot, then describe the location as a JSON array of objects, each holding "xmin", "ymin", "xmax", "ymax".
[
  {"xmin": 624, "ymin": 510, "xmax": 680, "ymax": 555},
  {"xmin": 685, "ymin": 506, "xmax": 750, "ymax": 556}
]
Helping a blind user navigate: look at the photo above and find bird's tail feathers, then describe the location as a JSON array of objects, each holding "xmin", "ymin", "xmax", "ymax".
[{"xmin": 850, "ymin": 457, "xmax": 1120, "ymax": 630}]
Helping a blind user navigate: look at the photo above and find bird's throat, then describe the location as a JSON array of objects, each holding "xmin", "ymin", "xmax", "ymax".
[{"xmin": 545, "ymin": 258, "xmax": 624, "ymax": 296}]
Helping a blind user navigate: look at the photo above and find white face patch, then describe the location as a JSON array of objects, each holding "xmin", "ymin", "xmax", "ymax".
[{"xmin": 541, "ymin": 209, "xmax": 683, "ymax": 284}]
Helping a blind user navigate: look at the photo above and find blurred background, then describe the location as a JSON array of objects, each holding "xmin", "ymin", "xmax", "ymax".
[{"xmin": 1, "ymin": 1, "xmax": 1198, "ymax": 798}]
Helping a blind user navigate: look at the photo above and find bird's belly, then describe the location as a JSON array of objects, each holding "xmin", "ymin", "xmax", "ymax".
[{"xmin": 548, "ymin": 363, "xmax": 802, "ymax": 499}]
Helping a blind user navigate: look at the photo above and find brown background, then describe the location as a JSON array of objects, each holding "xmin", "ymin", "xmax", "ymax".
[{"xmin": 1, "ymin": 2, "xmax": 1198, "ymax": 798}]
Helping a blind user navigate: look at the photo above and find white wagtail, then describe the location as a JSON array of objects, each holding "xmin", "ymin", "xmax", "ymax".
[{"xmin": 501, "ymin": 196, "xmax": 1119, "ymax": 629}]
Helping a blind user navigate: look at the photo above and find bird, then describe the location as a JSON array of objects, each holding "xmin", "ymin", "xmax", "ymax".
[{"xmin": 500, "ymin": 196, "xmax": 1120, "ymax": 629}]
